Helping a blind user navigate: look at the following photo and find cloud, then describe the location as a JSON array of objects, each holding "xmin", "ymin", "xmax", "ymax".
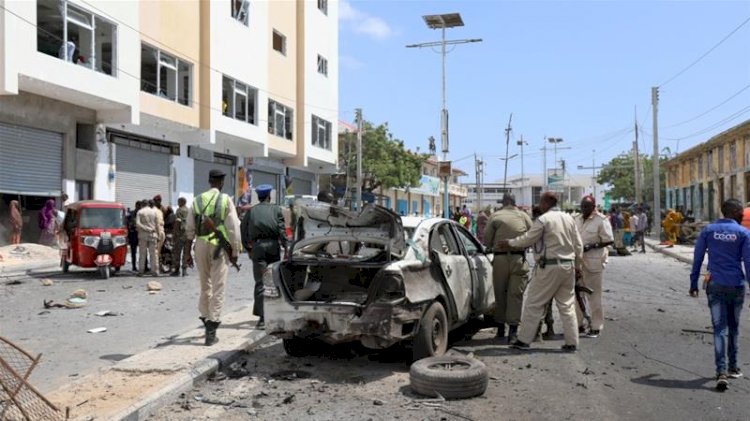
[
  {"xmin": 339, "ymin": 0, "xmax": 394, "ymax": 40},
  {"xmin": 339, "ymin": 55, "xmax": 365, "ymax": 70}
]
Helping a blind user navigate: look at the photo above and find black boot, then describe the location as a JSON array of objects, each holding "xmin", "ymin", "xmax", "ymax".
[
  {"xmin": 495, "ymin": 323, "xmax": 505, "ymax": 339},
  {"xmin": 205, "ymin": 320, "xmax": 220, "ymax": 346},
  {"xmin": 543, "ymin": 323, "xmax": 556, "ymax": 340},
  {"xmin": 508, "ymin": 324, "xmax": 518, "ymax": 344},
  {"xmin": 199, "ymin": 316, "xmax": 206, "ymax": 326},
  {"xmin": 182, "ymin": 267, "xmax": 187, "ymax": 277}
]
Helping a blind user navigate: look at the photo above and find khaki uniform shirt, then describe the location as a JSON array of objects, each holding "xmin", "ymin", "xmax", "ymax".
[
  {"xmin": 136, "ymin": 207, "xmax": 164, "ymax": 241},
  {"xmin": 174, "ymin": 205, "xmax": 189, "ymax": 238},
  {"xmin": 574, "ymin": 212, "xmax": 614, "ymax": 273},
  {"xmin": 508, "ymin": 207, "xmax": 583, "ymax": 265},
  {"xmin": 185, "ymin": 188, "xmax": 243, "ymax": 255},
  {"xmin": 484, "ymin": 206, "xmax": 533, "ymax": 251}
]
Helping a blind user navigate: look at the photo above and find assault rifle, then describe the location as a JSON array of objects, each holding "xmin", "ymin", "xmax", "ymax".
[
  {"xmin": 203, "ymin": 217, "xmax": 241, "ymax": 272},
  {"xmin": 575, "ymin": 272, "xmax": 594, "ymax": 328}
]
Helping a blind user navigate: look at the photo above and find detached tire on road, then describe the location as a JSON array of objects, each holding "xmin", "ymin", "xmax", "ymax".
[{"xmin": 410, "ymin": 355, "xmax": 488, "ymax": 400}]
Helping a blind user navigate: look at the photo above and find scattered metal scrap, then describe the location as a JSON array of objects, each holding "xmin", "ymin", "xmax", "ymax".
[{"xmin": 0, "ymin": 335, "xmax": 69, "ymax": 420}]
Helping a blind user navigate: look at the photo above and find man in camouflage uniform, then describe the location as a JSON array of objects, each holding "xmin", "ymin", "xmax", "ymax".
[{"xmin": 171, "ymin": 197, "xmax": 192, "ymax": 277}]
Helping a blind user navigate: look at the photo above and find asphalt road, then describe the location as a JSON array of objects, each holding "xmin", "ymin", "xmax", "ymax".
[
  {"xmin": 150, "ymin": 250, "xmax": 750, "ymax": 421},
  {"xmin": 0, "ymin": 254, "xmax": 254, "ymax": 393}
]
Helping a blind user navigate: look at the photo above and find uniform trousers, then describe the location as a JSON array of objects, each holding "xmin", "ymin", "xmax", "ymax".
[
  {"xmin": 251, "ymin": 239, "xmax": 281, "ymax": 320},
  {"xmin": 575, "ymin": 268, "xmax": 604, "ymax": 331},
  {"xmin": 492, "ymin": 254, "xmax": 529, "ymax": 325},
  {"xmin": 518, "ymin": 262, "xmax": 579, "ymax": 347},
  {"xmin": 172, "ymin": 236, "xmax": 191, "ymax": 270},
  {"xmin": 138, "ymin": 233, "xmax": 158, "ymax": 274},
  {"xmin": 195, "ymin": 239, "xmax": 228, "ymax": 322}
]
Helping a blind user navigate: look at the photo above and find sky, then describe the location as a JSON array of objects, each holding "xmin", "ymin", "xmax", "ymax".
[{"xmin": 337, "ymin": 0, "xmax": 750, "ymax": 185}]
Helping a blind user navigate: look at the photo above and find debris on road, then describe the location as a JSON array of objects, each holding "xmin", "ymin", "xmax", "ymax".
[
  {"xmin": 147, "ymin": 281, "xmax": 162, "ymax": 292},
  {"xmin": 281, "ymin": 394, "xmax": 296, "ymax": 405},
  {"xmin": 40, "ymin": 278, "xmax": 54, "ymax": 286},
  {"xmin": 87, "ymin": 327, "xmax": 107, "ymax": 333},
  {"xmin": 95, "ymin": 310, "xmax": 121, "ymax": 317}
]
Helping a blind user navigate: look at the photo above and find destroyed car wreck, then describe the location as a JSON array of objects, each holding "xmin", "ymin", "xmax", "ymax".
[{"xmin": 264, "ymin": 203, "xmax": 495, "ymax": 361}]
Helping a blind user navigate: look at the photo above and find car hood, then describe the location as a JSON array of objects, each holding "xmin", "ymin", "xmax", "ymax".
[{"xmin": 292, "ymin": 203, "xmax": 405, "ymax": 259}]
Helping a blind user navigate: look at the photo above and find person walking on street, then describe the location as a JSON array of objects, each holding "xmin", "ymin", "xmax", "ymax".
[
  {"xmin": 497, "ymin": 192, "xmax": 583, "ymax": 352},
  {"xmin": 8, "ymin": 200, "xmax": 22, "ymax": 245},
  {"xmin": 483, "ymin": 194, "xmax": 532, "ymax": 344},
  {"xmin": 690, "ymin": 199, "xmax": 750, "ymax": 391},
  {"xmin": 38, "ymin": 199, "xmax": 57, "ymax": 246},
  {"xmin": 476, "ymin": 206, "xmax": 490, "ymax": 245},
  {"xmin": 136, "ymin": 199, "xmax": 163, "ymax": 276},
  {"xmin": 186, "ymin": 170, "xmax": 242, "ymax": 346},
  {"xmin": 171, "ymin": 197, "xmax": 192, "ymax": 277},
  {"xmin": 610, "ymin": 206, "xmax": 625, "ymax": 254},
  {"xmin": 574, "ymin": 195, "xmax": 614, "ymax": 337},
  {"xmin": 153, "ymin": 195, "xmax": 167, "ymax": 265},
  {"xmin": 127, "ymin": 201, "xmax": 141, "ymax": 271},
  {"xmin": 241, "ymin": 184, "xmax": 288, "ymax": 330},
  {"xmin": 633, "ymin": 207, "xmax": 648, "ymax": 253}
]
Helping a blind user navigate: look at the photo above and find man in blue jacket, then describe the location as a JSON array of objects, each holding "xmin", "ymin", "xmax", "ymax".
[{"xmin": 690, "ymin": 198, "xmax": 750, "ymax": 391}]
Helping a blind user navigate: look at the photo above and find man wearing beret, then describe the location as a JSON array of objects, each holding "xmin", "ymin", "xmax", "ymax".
[
  {"xmin": 186, "ymin": 169, "xmax": 242, "ymax": 346},
  {"xmin": 241, "ymin": 184, "xmax": 288, "ymax": 329}
]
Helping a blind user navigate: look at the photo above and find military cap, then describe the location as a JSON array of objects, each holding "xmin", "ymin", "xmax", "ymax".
[{"xmin": 208, "ymin": 169, "xmax": 226, "ymax": 179}]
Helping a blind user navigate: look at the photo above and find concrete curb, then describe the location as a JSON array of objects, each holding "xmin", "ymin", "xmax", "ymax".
[
  {"xmin": 0, "ymin": 259, "xmax": 61, "ymax": 277},
  {"xmin": 646, "ymin": 241, "xmax": 692, "ymax": 264},
  {"xmin": 112, "ymin": 330, "xmax": 270, "ymax": 421}
]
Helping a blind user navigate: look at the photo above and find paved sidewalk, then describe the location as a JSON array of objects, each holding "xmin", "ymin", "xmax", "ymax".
[
  {"xmin": 0, "ymin": 243, "xmax": 61, "ymax": 276},
  {"xmin": 46, "ymin": 305, "xmax": 269, "ymax": 421},
  {"xmin": 643, "ymin": 237, "xmax": 695, "ymax": 265}
]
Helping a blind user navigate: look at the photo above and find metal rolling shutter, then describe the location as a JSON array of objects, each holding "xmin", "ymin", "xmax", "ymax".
[
  {"xmin": 293, "ymin": 179, "xmax": 312, "ymax": 195},
  {"xmin": 194, "ymin": 160, "xmax": 236, "ymax": 199},
  {"xmin": 115, "ymin": 144, "xmax": 170, "ymax": 208},
  {"xmin": 0, "ymin": 121, "xmax": 63, "ymax": 196}
]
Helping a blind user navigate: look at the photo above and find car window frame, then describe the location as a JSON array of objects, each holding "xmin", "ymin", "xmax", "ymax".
[
  {"xmin": 451, "ymin": 224, "xmax": 482, "ymax": 256},
  {"xmin": 429, "ymin": 222, "xmax": 461, "ymax": 256}
]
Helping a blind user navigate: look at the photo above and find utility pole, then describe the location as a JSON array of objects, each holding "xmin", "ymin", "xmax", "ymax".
[
  {"xmin": 474, "ymin": 154, "xmax": 484, "ymax": 212},
  {"xmin": 633, "ymin": 115, "xmax": 642, "ymax": 205},
  {"xmin": 355, "ymin": 108, "xmax": 363, "ymax": 212},
  {"xmin": 652, "ymin": 87, "xmax": 661, "ymax": 241},
  {"xmin": 406, "ymin": 14, "xmax": 482, "ymax": 218},
  {"xmin": 502, "ymin": 114, "xmax": 513, "ymax": 190},
  {"xmin": 542, "ymin": 141, "xmax": 548, "ymax": 191},
  {"xmin": 517, "ymin": 136, "xmax": 527, "ymax": 205}
]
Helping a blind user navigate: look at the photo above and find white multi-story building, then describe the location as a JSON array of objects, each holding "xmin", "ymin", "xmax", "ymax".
[
  {"xmin": 0, "ymin": 0, "xmax": 338, "ymax": 241},
  {"xmin": 463, "ymin": 173, "xmax": 607, "ymax": 210}
]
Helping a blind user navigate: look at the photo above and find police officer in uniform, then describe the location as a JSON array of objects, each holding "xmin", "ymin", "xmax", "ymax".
[
  {"xmin": 186, "ymin": 170, "xmax": 242, "ymax": 346},
  {"xmin": 483, "ymin": 193, "xmax": 532, "ymax": 344},
  {"xmin": 171, "ymin": 197, "xmax": 192, "ymax": 277},
  {"xmin": 574, "ymin": 195, "xmax": 614, "ymax": 337},
  {"xmin": 498, "ymin": 192, "xmax": 584, "ymax": 352},
  {"xmin": 241, "ymin": 184, "xmax": 288, "ymax": 329}
]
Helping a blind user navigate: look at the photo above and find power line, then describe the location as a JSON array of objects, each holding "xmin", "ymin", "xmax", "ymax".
[
  {"xmin": 662, "ymin": 84, "xmax": 750, "ymax": 128},
  {"xmin": 659, "ymin": 15, "xmax": 750, "ymax": 88},
  {"xmin": 641, "ymin": 104, "xmax": 750, "ymax": 142}
]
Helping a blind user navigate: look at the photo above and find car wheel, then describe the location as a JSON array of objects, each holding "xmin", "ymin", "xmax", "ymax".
[
  {"xmin": 413, "ymin": 301, "xmax": 448, "ymax": 361},
  {"xmin": 283, "ymin": 337, "xmax": 311, "ymax": 357},
  {"xmin": 410, "ymin": 355, "xmax": 488, "ymax": 400}
]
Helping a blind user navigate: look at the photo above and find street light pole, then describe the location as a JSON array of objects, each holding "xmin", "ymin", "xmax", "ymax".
[
  {"xmin": 406, "ymin": 13, "xmax": 482, "ymax": 218},
  {"xmin": 517, "ymin": 136, "xmax": 527, "ymax": 205}
]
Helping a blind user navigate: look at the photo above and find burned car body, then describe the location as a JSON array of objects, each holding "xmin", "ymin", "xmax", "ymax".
[{"xmin": 264, "ymin": 203, "xmax": 494, "ymax": 360}]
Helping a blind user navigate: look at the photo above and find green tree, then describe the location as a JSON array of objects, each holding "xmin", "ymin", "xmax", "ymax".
[
  {"xmin": 338, "ymin": 121, "xmax": 427, "ymax": 193},
  {"xmin": 597, "ymin": 153, "xmax": 667, "ymax": 205}
]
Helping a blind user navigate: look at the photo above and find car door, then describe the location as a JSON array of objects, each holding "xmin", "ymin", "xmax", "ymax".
[
  {"xmin": 429, "ymin": 222, "xmax": 472, "ymax": 321},
  {"xmin": 452, "ymin": 225, "xmax": 495, "ymax": 314}
]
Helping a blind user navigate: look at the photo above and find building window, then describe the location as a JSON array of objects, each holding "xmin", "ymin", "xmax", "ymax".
[
  {"xmin": 141, "ymin": 44, "xmax": 192, "ymax": 106},
  {"xmin": 317, "ymin": 55, "xmax": 328, "ymax": 76},
  {"xmin": 222, "ymin": 76, "xmax": 257, "ymax": 125},
  {"xmin": 268, "ymin": 99, "xmax": 293, "ymax": 140},
  {"xmin": 36, "ymin": 0, "xmax": 117, "ymax": 76},
  {"xmin": 318, "ymin": 0, "xmax": 328, "ymax": 14},
  {"xmin": 272, "ymin": 30, "xmax": 286, "ymax": 55},
  {"xmin": 232, "ymin": 0, "xmax": 250, "ymax": 26},
  {"xmin": 311, "ymin": 115, "xmax": 332, "ymax": 150}
]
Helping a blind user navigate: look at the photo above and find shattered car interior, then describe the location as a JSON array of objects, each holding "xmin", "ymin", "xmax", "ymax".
[{"xmin": 264, "ymin": 203, "xmax": 495, "ymax": 361}]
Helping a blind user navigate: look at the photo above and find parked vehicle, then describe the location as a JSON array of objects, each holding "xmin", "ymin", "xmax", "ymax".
[
  {"xmin": 264, "ymin": 203, "xmax": 495, "ymax": 361},
  {"xmin": 61, "ymin": 201, "xmax": 128, "ymax": 279}
]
